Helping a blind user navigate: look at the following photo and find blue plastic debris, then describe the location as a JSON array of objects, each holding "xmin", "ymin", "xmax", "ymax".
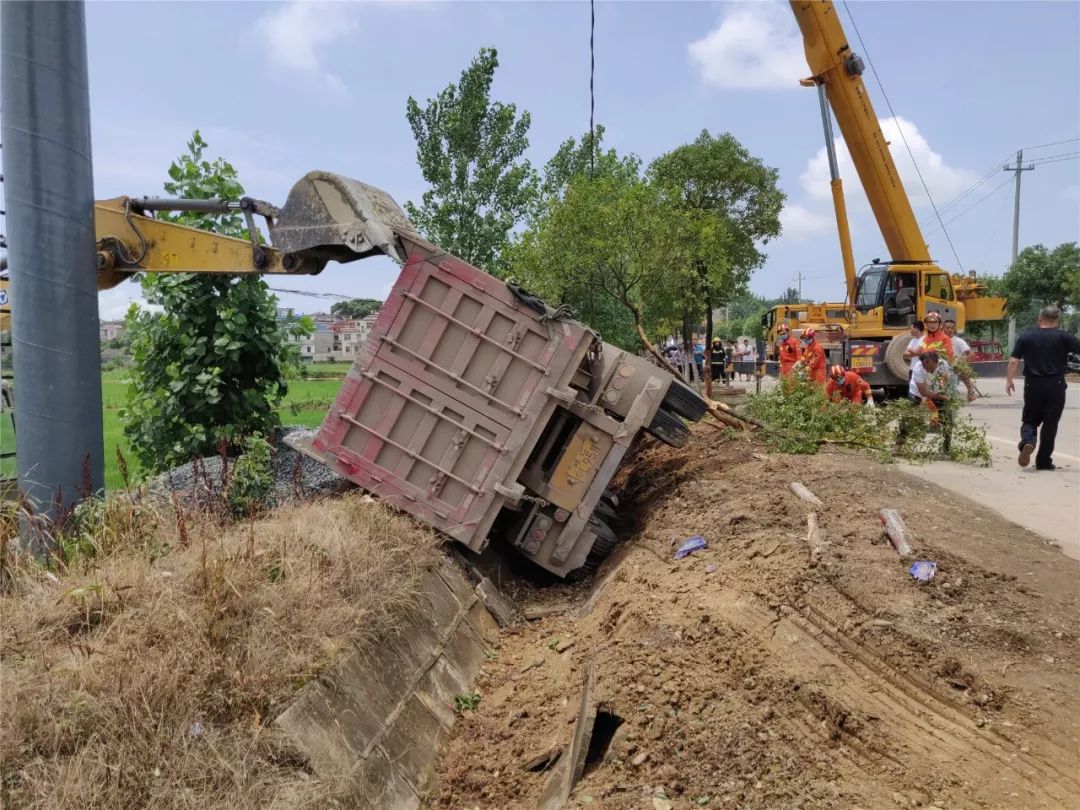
[
  {"xmin": 675, "ymin": 535, "xmax": 708, "ymax": 560},
  {"xmin": 909, "ymin": 560, "xmax": 937, "ymax": 582}
]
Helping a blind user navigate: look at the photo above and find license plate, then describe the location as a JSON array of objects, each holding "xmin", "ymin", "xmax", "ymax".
[{"xmin": 851, "ymin": 356, "xmax": 873, "ymax": 369}]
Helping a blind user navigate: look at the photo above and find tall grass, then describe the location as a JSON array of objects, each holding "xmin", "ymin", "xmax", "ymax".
[{"xmin": 0, "ymin": 491, "xmax": 440, "ymax": 809}]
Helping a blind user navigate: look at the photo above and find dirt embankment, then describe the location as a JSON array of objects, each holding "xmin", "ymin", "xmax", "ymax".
[{"xmin": 431, "ymin": 427, "xmax": 1080, "ymax": 809}]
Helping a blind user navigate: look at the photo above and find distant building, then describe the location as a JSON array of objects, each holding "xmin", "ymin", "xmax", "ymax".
[
  {"xmin": 330, "ymin": 312, "xmax": 380, "ymax": 360},
  {"xmin": 287, "ymin": 330, "xmax": 335, "ymax": 362},
  {"xmin": 275, "ymin": 306, "xmax": 296, "ymax": 322},
  {"xmin": 312, "ymin": 312, "xmax": 336, "ymax": 332},
  {"xmin": 99, "ymin": 321, "xmax": 125, "ymax": 342}
]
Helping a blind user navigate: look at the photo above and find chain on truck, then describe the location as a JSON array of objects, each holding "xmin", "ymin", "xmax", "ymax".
[{"xmin": 2, "ymin": 172, "xmax": 707, "ymax": 579}]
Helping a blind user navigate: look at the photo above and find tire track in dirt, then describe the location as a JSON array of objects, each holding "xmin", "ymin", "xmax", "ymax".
[{"xmin": 430, "ymin": 429, "xmax": 1080, "ymax": 809}]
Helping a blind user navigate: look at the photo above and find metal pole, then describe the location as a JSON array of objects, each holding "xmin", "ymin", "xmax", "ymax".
[
  {"xmin": 1, "ymin": 0, "xmax": 104, "ymax": 543},
  {"xmin": 1003, "ymin": 150, "xmax": 1033, "ymax": 350}
]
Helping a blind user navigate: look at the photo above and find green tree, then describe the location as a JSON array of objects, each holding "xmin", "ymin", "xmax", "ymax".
[
  {"xmin": 121, "ymin": 131, "xmax": 296, "ymax": 472},
  {"xmin": 329, "ymin": 298, "xmax": 382, "ymax": 320},
  {"xmin": 512, "ymin": 171, "xmax": 682, "ymax": 358},
  {"xmin": 648, "ymin": 130, "xmax": 784, "ymax": 363},
  {"xmin": 405, "ymin": 47, "xmax": 538, "ymax": 274},
  {"xmin": 538, "ymin": 125, "xmax": 641, "ymax": 204},
  {"xmin": 1001, "ymin": 242, "xmax": 1079, "ymax": 330}
]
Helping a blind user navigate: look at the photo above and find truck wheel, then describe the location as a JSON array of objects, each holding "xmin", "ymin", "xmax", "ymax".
[
  {"xmin": 884, "ymin": 335, "xmax": 911, "ymax": 380},
  {"xmin": 569, "ymin": 519, "xmax": 620, "ymax": 579},
  {"xmin": 661, "ymin": 381, "xmax": 708, "ymax": 422},
  {"xmin": 646, "ymin": 408, "xmax": 690, "ymax": 448},
  {"xmin": 593, "ymin": 499, "xmax": 617, "ymax": 524}
]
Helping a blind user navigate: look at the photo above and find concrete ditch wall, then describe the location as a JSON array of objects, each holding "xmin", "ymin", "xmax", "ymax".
[{"xmin": 276, "ymin": 555, "xmax": 500, "ymax": 808}]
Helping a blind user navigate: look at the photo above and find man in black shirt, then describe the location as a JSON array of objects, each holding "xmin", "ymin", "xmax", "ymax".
[{"xmin": 1006, "ymin": 306, "xmax": 1080, "ymax": 469}]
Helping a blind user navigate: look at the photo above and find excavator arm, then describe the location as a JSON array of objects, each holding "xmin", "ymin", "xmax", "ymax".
[{"xmin": 94, "ymin": 171, "xmax": 418, "ymax": 290}]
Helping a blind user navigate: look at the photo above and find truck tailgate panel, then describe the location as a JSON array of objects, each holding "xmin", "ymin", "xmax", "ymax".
[{"xmin": 313, "ymin": 245, "xmax": 592, "ymax": 549}]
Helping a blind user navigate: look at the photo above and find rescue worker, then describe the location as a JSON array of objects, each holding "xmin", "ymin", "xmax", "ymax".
[
  {"xmin": 798, "ymin": 327, "xmax": 827, "ymax": 384},
  {"xmin": 826, "ymin": 364, "xmax": 872, "ymax": 404},
  {"xmin": 709, "ymin": 338, "xmax": 727, "ymax": 385},
  {"xmin": 777, "ymin": 323, "xmax": 802, "ymax": 385},
  {"xmin": 916, "ymin": 312, "xmax": 954, "ymax": 360},
  {"xmin": 1006, "ymin": 305, "xmax": 1080, "ymax": 470}
]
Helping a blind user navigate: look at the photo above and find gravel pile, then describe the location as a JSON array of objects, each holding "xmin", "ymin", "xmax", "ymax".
[{"xmin": 147, "ymin": 426, "xmax": 350, "ymax": 508}]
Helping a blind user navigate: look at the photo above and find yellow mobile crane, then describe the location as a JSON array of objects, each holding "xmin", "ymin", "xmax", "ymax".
[{"xmin": 790, "ymin": 0, "xmax": 1005, "ymax": 393}]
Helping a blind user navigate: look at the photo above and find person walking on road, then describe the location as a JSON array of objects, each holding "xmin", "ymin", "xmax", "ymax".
[{"xmin": 1006, "ymin": 305, "xmax": 1080, "ymax": 470}]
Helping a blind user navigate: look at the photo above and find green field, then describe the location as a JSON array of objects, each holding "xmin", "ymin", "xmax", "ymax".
[{"xmin": 3, "ymin": 368, "xmax": 347, "ymax": 491}]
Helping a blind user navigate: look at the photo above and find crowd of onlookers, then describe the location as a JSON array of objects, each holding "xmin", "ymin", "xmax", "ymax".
[{"xmin": 661, "ymin": 337, "xmax": 761, "ymax": 384}]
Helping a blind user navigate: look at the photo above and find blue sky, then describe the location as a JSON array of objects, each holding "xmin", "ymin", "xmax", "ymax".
[{"xmin": 86, "ymin": 0, "xmax": 1080, "ymax": 319}]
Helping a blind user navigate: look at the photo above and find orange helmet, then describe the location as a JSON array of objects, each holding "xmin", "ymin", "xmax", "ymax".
[
  {"xmin": 830, "ymin": 364, "xmax": 846, "ymax": 379},
  {"xmin": 803, "ymin": 327, "xmax": 816, "ymax": 339}
]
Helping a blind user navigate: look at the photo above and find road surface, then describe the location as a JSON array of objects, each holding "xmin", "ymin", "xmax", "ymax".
[{"xmin": 900, "ymin": 376, "xmax": 1080, "ymax": 560}]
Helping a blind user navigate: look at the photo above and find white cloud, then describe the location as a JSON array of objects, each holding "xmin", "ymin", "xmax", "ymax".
[
  {"xmin": 255, "ymin": 1, "xmax": 360, "ymax": 92},
  {"xmin": 688, "ymin": 2, "xmax": 805, "ymax": 90},
  {"xmin": 1061, "ymin": 184, "xmax": 1080, "ymax": 202},
  {"xmin": 780, "ymin": 203, "xmax": 831, "ymax": 240},
  {"xmin": 800, "ymin": 116, "xmax": 978, "ymax": 209}
]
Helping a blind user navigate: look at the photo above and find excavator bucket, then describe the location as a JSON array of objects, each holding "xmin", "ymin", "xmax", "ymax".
[{"xmin": 268, "ymin": 171, "xmax": 419, "ymax": 268}]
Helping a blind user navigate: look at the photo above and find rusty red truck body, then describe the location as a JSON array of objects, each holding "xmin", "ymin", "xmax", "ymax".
[{"xmin": 277, "ymin": 173, "xmax": 704, "ymax": 578}]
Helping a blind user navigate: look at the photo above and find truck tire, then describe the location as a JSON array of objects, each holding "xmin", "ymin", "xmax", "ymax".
[
  {"xmin": 661, "ymin": 381, "xmax": 708, "ymax": 422},
  {"xmin": 884, "ymin": 335, "xmax": 911, "ymax": 380},
  {"xmin": 571, "ymin": 519, "xmax": 620, "ymax": 579},
  {"xmin": 646, "ymin": 408, "xmax": 690, "ymax": 448},
  {"xmin": 593, "ymin": 499, "xmax": 618, "ymax": 524}
]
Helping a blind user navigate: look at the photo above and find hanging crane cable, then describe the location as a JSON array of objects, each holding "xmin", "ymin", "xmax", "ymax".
[
  {"xmin": 589, "ymin": 0, "xmax": 596, "ymax": 176},
  {"xmin": 841, "ymin": 0, "xmax": 965, "ymax": 273}
]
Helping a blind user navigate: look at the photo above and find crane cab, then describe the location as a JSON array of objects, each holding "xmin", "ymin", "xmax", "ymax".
[{"xmin": 849, "ymin": 262, "xmax": 961, "ymax": 338}]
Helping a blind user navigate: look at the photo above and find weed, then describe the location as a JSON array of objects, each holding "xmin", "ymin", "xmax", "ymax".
[{"xmin": 454, "ymin": 692, "xmax": 482, "ymax": 713}]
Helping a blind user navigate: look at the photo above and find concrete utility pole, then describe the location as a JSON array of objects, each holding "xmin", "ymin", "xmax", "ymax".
[
  {"xmin": 1002, "ymin": 150, "xmax": 1034, "ymax": 351},
  {"xmin": 1, "ymin": 0, "xmax": 104, "ymax": 543}
]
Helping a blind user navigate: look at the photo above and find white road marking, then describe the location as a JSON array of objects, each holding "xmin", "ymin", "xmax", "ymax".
[{"xmin": 987, "ymin": 434, "xmax": 1080, "ymax": 464}]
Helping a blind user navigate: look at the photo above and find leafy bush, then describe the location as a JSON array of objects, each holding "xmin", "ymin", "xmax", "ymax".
[
  {"xmin": 744, "ymin": 380, "xmax": 991, "ymax": 465},
  {"xmin": 226, "ymin": 434, "xmax": 273, "ymax": 516}
]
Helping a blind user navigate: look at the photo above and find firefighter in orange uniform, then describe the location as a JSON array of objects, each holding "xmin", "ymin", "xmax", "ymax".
[
  {"xmin": 917, "ymin": 311, "xmax": 954, "ymax": 360},
  {"xmin": 826, "ymin": 364, "xmax": 872, "ymax": 404},
  {"xmin": 798, "ymin": 327, "xmax": 827, "ymax": 384},
  {"xmin": 776, "ymin": 323, "xmax": 802, "ymax": 378}
]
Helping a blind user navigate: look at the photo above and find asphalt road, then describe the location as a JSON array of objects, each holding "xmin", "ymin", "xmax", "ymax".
[{"xmin": 899, "ymin": 376, "xmax": 1080, "ymax": 560}]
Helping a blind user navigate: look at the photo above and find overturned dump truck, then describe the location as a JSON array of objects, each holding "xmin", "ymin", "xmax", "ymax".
[
  {"xmin": 14, "ymin": 171, "xmax": 702, "ymax": 574},
  {"xmin": 268, "ymin": 173, "xmax": 707, "ymax": 578}
]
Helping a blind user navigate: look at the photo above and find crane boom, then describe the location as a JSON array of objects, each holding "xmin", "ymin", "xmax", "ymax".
[{"xmin": 790, "ymin": 0, "xmax": 930, "ymax": 263}]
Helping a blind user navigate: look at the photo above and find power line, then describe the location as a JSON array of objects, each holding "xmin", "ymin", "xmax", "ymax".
[
  {"xmin": 1028, "ymin": 151, "xmax": 1079, "ymax": 165},
  {"xmin": 923, "ymin": 174, "xmax": 1013, "ymax": 237},
  {"xmin": 841, "ymin": 0, "xmax": 965, "ymax": 272},
  {"xmin": 1021, "ymin": 137, "xmax": 1079, "ymax": 152},
  {"xmin": 1028, "ymin": 155, "xmax": 1079, "ymax": 167}
]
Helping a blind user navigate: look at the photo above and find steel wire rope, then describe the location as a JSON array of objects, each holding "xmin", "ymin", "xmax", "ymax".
[{"xmin": 841, "ymin": 0, "xmax": 965, "ymax": 271}]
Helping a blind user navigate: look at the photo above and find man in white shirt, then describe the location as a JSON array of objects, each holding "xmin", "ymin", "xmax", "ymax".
[
  {"xmin": 902, "ymin": 320, "xmax": 925, "ymax": 388},
  {"xmin": 943, "ymin": 319, "xmax": 972, "ymax": 358}
]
